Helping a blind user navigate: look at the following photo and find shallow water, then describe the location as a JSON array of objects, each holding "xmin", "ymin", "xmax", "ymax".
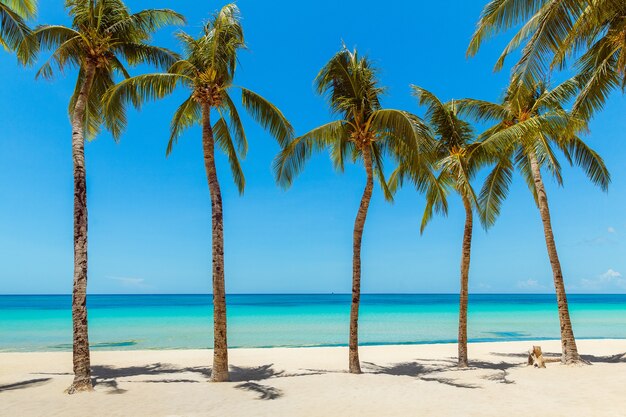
[{"xmin": 1, "ymin": 294, "xmax": 625, "ymax": 351}]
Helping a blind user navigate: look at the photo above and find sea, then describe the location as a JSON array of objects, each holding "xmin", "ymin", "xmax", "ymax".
[{"xmin": 1, "ymin": 294, "xmax": 625, "ymax": 352}]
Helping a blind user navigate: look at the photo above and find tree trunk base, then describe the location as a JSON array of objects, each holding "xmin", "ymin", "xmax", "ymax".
[
  {"xmin": 349, "ymin": 356, "xmax": 362, "ymax": 374},
  {"xmin": 65, "ymin": 379, "xmax": 94, "ymax": 394},
  {"xmin": 349, "ymin": 366, "xmax": 362, "ymax": 374},
  {"xmin": 210, "ymin": 369, "xmax": 230, "ymax": 382},
  {"xmin": 458, "ymin": 360, "xmax": 468, "ymax": 369},
  {"xmin": 561, "ymin": 351, "xmax": 585, "ymax": 365},
  {"xmin": 561, "ymin": 355, "xmax": 588, "ymax": 366}
]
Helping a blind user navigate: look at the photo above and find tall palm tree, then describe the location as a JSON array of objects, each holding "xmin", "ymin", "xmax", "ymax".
[
  {"xmin": 273, "ymin": 47, "xmax": 431, "ymax": 374},
  {"xmin": 467, "ymin": 0, "xmax": 626, "ymax": 119},
  {"xmin": 0, "ymin": 0, "xmax": 37, "ymax": 62},
  {"xmin": 457, "ymin": 80, "xmax": 610, "ymax": 364},
  {"xmin": 103, "ymin": 4, "xmax": 294, "ymax": 382},
  {"xmin": 34, "ymin": 0, "xmax": 184, "ymax": 393},
  {"xmin": 390, "ymin": 86, "xmax": 495, "ymax": 367}
]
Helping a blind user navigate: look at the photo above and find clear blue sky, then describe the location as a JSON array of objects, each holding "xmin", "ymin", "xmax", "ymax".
[{"xmin": 1, "ymin": 0, "xmax": 625, "ymax": 294}]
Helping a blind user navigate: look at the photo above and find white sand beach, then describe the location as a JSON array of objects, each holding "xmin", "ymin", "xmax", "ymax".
[{"xmin": 2, "ymin": 339, "xmax": 626, "ymax": 417}]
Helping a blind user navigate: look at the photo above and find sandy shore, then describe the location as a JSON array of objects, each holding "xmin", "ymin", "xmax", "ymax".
[{"xmin": 1, "ymin": 339, "xmax": 626, "ymax": 416}]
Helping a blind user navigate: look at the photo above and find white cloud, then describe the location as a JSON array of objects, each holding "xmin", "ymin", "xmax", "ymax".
[
  {"xmin": 516, "ymin": 279, "xmax": 546, "ymax": 291},
  {"xmin": 608, "ymin": 227, "xmax": 616, "ymax": 234},
  {"xmin": 578, "ymin": 269, "xmax": 626, "ymax": 291},
  {"xmin": 602, "ymin": 269, "xmax": 621, "ymax": 279},
  {"xmin": 106, "ymin": 276, "xmax": 152, "ymax": 290}
]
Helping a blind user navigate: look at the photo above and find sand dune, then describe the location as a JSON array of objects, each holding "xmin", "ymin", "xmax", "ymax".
[{"xmin": 1, "ymin": 339, "xmax": 626, "ymax": 416}]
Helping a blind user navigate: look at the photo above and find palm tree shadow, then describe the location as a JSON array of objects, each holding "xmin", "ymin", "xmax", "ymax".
[
  {"xmin": 87, "ymin": 362, "xmax": 313, "ymax": 394},
  {"xmin": 361, "ymin": 360, "xmax": 481, "ymax": 388},
  {"xmin": 0, "ymin": 378, "xmax": 52, "ymax": 392},
  {"xmin": 580, "ymin": 353, "xmax": 626, "ymax": 363},
  {"xmin": 229, "ymin": 364, "xmax": 284, "ymax": 382},
  {"xmin": 362, "ymin": 361, "xmax": 430, "ymax": 376},
  {"xmin": 360, "ymin": 357, "xmax": 523, "ymax": 388},
  {"xmin": 234, "ymin": 382, "xmax": 283, "ymax": 400}
]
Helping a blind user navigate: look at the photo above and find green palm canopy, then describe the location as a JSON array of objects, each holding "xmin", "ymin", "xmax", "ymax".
[
  {"xmin": 390, "ymin": 86, "xmax": 488, "ymax": 233},
  {"xmin": 274, "ymin": 47, "xmax": 432, "ymax": 198},
  {"xmin": 458, "ymin": 80, "xmax": 609, "ymax": 227},
  {"xmin": 103, "ymin": 4, "xmax": 293, "ymax": 193},
  {"xmin": 468, "ymin": 0, "xmax": 626, "ymax": 119},
  {"xmin": 0, "ymin": 0, "xmax": 37, "ymax": 62},
  {"xmin": 35, "ymin": 0, "xmax": 185, "ymax": 138}
]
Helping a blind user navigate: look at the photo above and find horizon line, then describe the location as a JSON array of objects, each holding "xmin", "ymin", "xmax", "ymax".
[{"xmin": 1, "ymin": 292, "xmax": 625, "ymax": 296}]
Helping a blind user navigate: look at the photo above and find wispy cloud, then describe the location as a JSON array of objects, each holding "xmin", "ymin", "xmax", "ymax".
[
  {"xmin": 575, "ymin": 236, "xmax": 618, "ymax": 246},
  {"xmin": 106, "ymin": 276, "xmax": 153, "ymax": 290},
  {"xmin": 474, "ymin": 282, "xmax": 492, "ymax": 292},
  {"xmin": 577, "ymin": 269, "xmax": 626, "ymax": 291},
  {"xmin": 516, "ymin": 278, "xmax": 546, "ymax": 291},
  {"xmin": 573, "ymin": 226, "xmax": 619, "ymax": 247}
]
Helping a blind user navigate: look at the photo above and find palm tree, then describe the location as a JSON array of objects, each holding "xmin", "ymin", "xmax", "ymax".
[
  {"xmin": 102, "ymin": 4, "xmax": 293, "ymax": 382},
  {"xmin": 34, "ymin": 0, "xmax": 184, "ymax": 393},
  {"xmin": 390, "ymin": 86, "xmax": 496, "ymax": 367},
  {"xmin": 467, "ymin": 0, "xmax": 626, "ymax": 119},
  {"xmin": 457, "ymin": 79, "xmax": 610, "ymax": 364},
  {"xmin": 0, "ymin": 0, "xmax": 37, "ymax": 62},
  {"xmin": 273, "ymin": 47, "xmax": 431, "ymax": 374}
]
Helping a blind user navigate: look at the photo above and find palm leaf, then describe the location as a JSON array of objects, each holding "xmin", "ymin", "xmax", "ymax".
[
  {"xmin": 273, "ymin": 120, "xmax": 347, "ymax": 188},
  {"xmin": 167, "ymin": 95, "xmax": 201, "ymax": 155},
  {"xmin": 214, "ymin": 115, "xmax": 245, "ymax": 193},
  {"xmin": 478, "ymin": 156, "xmax": 514, "ymax": 228},
  {"xmin": 241, "ymin": 88, "xmax": 294, "ymax": 148}
]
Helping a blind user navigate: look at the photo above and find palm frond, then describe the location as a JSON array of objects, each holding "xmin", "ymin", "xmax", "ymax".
[
  {"xmin": 241, "ymin": 88, "xmax": 294, "ymax": 148},
  {"xmin": 369, "ymin": 109, "xmax": 430, "ymax": 154},
  {"xmin": 105, "ymin": 8, "xmax": 185, "ymax": 37},
  {"xmin": 572, "ymin": 39, "xmax": 621, "ymax": 120},
  {"xmin": 103, "ymin": 73, "xmax": 191, "ymax": 139},
  {"xmin": 561, "ymin": 135, "xmax": 610, "ymax": 191},
  {"xmin": 371, "ymin": 143, "xmax": 393, "ymax": 202},
  {"xmin": 420, "ymin": 172, "xmax": 452, "ymax": 233},
  {"xmin": 115, "ymin": 42, "xmax": 179, "ymax": 70},
  {"xmin": 273, "ymin": 120, "xmax": 348, "ymax": 188},
  {"xmin": 214, "ymin": 115, "xmax": 245, "ymax": 193},
  {"xmin": 467, "ymin": 0, "xmax": 544, "ymax": 57},
  {"xmin": 456, "ymin": 98, "xmax": 509, "ymax": 123},
  {"xmin": 0, "ymin": 2, "xmax": 37, "ymax": 63},
  {"xmin": 478, "ymin": 156, "xmax": 513, "ymax": 228},
  {"xmin": 167, "ymin": 95, "xmax": 201, "ymax": 155},
  {"xmin": 220, "ymin": 92, "xmax": 247, "ymax": 156}
]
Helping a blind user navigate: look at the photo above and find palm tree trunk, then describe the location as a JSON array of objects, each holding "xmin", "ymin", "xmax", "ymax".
[
  {"xmin": 201, "ymin": 103, "xmax": 229, "ymax": 382},
  {"xmin": 66, "ymin": 63, "xmax": 97, "ymax": 394},
  {"xmin": 458, "ymin": 195, "xmax": 473, "ymax": 368},
  {"xmin": 528, "ymin": 151, "xmax": 580, "ymax": 364},
  {"xmin": 349, "ymin": 144, "xmax": 374, "ymax": 374}
]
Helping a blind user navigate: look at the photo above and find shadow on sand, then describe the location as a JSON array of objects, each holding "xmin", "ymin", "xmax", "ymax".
[
  {"xmin": 0, "ymin": 378, "xmax": 52, "ymax": 393},
  {"xmin": 356, "ymin": 356, "xmax": 522, "ymax": 389},
  {"xmin": 234, "ymin": 382, "xmax": 283, "ymax": 400},
  {"xmin": 86, "ymin": 362, "xmax": 319, "ymax": 397},
  {"xmin": 31, "ymin": 348, "xmax": 622, "ymax": 396}
]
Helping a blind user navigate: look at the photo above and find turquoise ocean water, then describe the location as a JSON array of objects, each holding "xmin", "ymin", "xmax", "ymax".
[{"xmin": 1, "ymin": 294, "xmax": 625, "ymax": 352}]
